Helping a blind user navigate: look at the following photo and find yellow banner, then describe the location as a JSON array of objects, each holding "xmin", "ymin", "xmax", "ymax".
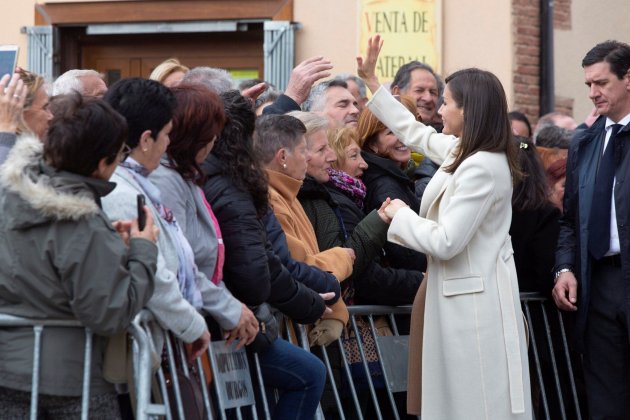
[{"xmin": 359, "ymin": 0, "xmax": 440, "ymax": 83}]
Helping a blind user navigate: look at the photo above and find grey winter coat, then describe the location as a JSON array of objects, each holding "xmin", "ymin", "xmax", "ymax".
[
  {"xmin": 102, "ymin": 166, "xmax": 206, "ymax": 343},
  {"xmin": 150, "ymin": 164, "xmax": 242, "ymax": 327},
  {"xmin": 0, "ymin": 135, "xmax": 157, "ymax": 396}
]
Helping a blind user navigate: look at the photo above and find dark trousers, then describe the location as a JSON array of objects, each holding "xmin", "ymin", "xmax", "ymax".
[{"xmin": 583, "ymin": 262, "xmax": 630, "ymax": 420}]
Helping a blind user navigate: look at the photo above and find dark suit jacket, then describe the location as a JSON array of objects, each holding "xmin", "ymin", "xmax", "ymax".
[{"xmin": 555, "ymin": 116, "xmax": 630, "ymax": 350}]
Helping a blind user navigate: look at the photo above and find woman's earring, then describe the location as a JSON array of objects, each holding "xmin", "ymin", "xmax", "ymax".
[{"xmin": 282, "ymin": 163, "xmax": 287, "ymax": 169}]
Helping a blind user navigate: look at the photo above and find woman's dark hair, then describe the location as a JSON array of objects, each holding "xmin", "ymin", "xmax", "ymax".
[
  {"xmin": 211, "ymin": 90, "xmax": 269, "ymax": 217},
  {"xmin": 508, "ymin": 111, "xmax": 532, "ymax": 138},
  {"xmin": 167, "ymin": 83, "xmax": 226, "ymax": 184},
  {"xmin": 512, "ymin": 136, "xmax": 549, "ymax": 212},
  {"xmin": 443, "ymin": 68, "xmax": 522, "ymax": 183},
  {"xmin": 44, "ymin": 93, "xmax": 127, "ymax": 176},
  {"xmin": 104, "ymin": 77, "xmax": 175, "ymax": 149}
]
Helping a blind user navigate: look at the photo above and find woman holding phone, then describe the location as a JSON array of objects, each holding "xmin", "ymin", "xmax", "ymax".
[
  {"xmin": 0, "ymin": 94, "xmax": 158, "ymax": 418},
  {"xmin": 101, "ymin": 78, "xmax": 247, "ymax": 361},
  {"xmin": 357, "ymin": 35, "xmax": 532, "ymax": 420}
]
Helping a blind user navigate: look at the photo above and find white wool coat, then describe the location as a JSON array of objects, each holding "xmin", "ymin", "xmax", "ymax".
[{"xmin": 368, "ymin": 87, "xmax": 532, "ymax": 420}]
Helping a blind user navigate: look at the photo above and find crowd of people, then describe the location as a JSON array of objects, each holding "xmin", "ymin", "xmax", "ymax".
[{"xmin": 0, "ymin": 35, "xmax": 629, "ymax": 420}]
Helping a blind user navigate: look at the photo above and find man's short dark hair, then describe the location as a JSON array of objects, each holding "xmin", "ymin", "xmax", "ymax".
[
  {"xmin": 104, "ymin": 78, "xmax": 175, "ymax": 148},
  {"xmin": 391, "ymin": 61, "xmax": 444, "ymax": 97},
  {"xmin": 302, "ymin": 79, "xmax": 348, "ymax": 112},
  {"xmin": 253, "ymin": 114, "xmax": 306, "ymax": 165},
  {"xmin": 582, "ymin": 40, "xmax": 630, "ymax": 79}
]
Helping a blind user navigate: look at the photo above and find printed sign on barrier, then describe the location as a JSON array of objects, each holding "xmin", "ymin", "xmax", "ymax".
[{"xmin": 210, "ymin": 341, "xmax": 255, "ymax": 409}]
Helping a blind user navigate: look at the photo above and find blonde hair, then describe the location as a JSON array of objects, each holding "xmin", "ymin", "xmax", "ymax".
[
  {"xmin": 17, "ymin": 70, "xmax": 47, "ymax": 135},
  {"xmin": 357, "ymin": 95, "xmax": 417, "ymax": 151},
  {"xmin": 327, "ymin": 127, "xmax": 359, "ymax": 171},
  {"xmin": 149, "ymin": 58, "xmax": 189, "ymax": 85},
  {"xmin": 286, "ymin": 111, "xmax": 330, "ymax": 148}
]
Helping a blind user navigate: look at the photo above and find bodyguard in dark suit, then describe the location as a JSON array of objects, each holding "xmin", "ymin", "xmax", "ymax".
[{"xmin": 553, "ymin": 40, "xmax": 630, "ymax": 420}]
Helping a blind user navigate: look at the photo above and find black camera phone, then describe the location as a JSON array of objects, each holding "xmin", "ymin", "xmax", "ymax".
[{"xmin": 137, "ymin": 194, "xmax": 146, "ymax": 231}]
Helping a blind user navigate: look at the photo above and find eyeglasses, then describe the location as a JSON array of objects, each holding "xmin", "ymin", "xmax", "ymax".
[{"xmin": 118, "ymin": 144, "xmax": 132, "ymax": 163}]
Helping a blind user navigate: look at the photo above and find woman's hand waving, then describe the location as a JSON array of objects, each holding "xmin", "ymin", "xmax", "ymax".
[{"xmin": 356, "ymin": 34, "xmax": 385, "ymax": 95}]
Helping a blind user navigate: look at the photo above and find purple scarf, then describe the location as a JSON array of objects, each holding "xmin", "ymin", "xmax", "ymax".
[{"xmin": 327, "ymin": 168, "xmax": 367, "ymax": 210}]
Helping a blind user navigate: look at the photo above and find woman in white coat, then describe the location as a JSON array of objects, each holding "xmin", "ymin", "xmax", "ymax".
[{"xmin": 358, "ymin": 35, "xmax": 532, "ymax": 420}]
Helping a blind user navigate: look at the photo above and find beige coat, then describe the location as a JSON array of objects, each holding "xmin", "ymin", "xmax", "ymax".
[{"xmin": 368, "ymin": 87, "xmax": 532, "ymax": 420}]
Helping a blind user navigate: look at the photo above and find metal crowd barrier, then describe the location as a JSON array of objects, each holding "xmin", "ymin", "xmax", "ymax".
[
  {"xmin": 0, "ymin": 312, "xmax": 156, "ymax": 420},
  {"xmin": 279, "ymin": 294, "xmax": 585, "ymax": 420},
  {"xmin": 132, "ymin": 310, "xmax": 266, "ymax": 420},
  {"xmin": 0, "ymin": 292, "xmax": 586, "ymax": 420},
  {"xmin": 521, "ymin": 292, "xmax": 586, "ymax": 420}
]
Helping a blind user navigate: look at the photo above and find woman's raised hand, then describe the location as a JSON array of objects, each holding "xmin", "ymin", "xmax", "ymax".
[
  {"xmin": 0, "ymin": 74, "xmax": 26, "ymax": 133},
  {"xmin": 356, "ymin": 34, "xmax": 384, "ymax": 94}
]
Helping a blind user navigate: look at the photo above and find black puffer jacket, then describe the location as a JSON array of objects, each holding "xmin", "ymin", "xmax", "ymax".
[
  {"xmin": 361, "ymin": 151, "xmax": 427, "ymax": 272},
  {"xmin": 202, "ymin": 155, "xmax": 324, "ymax": 324},
  {"xmin": 297, "ymin": 176, "xmax": 387, "ymax": 283},
  {"xmin": 326, "ymin": 182, "xmax": 422, "ymax": 305}
]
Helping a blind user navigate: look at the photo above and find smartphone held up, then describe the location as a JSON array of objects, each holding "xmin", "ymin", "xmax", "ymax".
[
  {"xmin": 137, "ymin": 194, "xmax": 147, "ymax": 231},
  {"xmin": 0, "ymin": 45, "xmax": 19, "ymax": 81}
]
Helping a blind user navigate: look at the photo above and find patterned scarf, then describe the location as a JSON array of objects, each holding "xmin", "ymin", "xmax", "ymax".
[
  {"xmin": 120, "ymin": 158, "xmax": 203, "ymax": 309},
  {"xmin": 327, "ymin": 168, "xmax": 367, "ymax": 210}
]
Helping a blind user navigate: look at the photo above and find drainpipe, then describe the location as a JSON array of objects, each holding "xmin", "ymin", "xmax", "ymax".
[{"xmin": 540, "ymin": 0, "xmax": 555, "ymax": 115}]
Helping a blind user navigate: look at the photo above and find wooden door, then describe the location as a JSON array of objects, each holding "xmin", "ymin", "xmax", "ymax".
[{"xmin": 79, "ymin": 30, "xmax": 264, "ymax": 86}]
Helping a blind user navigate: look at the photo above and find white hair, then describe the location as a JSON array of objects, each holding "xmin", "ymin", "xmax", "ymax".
[
  {"xmin": 286, "ymin": 111, "xmax": 329, "ymax": 136},
  {"xmin": 52, "ymin": 69, "xmax": 102, "ymax": 96},
  {"xmin": 181, "ymin": 67, "xmax": 234, "ymax": 93}
]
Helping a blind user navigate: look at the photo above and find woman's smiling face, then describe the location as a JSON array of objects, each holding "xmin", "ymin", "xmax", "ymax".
[
  {"xmin": 339, "ymin": 140, "xmax": 368, "ymax": 178},
  {"xmin": 372, "ymin": 128, "xmax": 411, "ymax": 166}
]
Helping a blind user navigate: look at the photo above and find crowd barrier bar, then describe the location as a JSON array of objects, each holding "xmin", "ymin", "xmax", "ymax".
[
  {"xmin": 521, "ymin": 292, "xmax": 584, "ymax": 420},
  {"xmin": 0, "ymin": 315, "xmax": 94, "ymax": 420},
  {"xmin": 1, "ymin": 292, "xmax": 585, "ymax": 419}
]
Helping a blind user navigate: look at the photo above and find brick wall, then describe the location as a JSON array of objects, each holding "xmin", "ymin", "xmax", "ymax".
[
  {"xmin": 512, "ymin": 0, "xmax": 541, "ymax": 126},
  {"xmin": 512, "ymin": 0, "xmax": 574, "ymax": 126},
  {"xmin": 554, "ymin": 0, "xmax": 572, "ymax": 30}
]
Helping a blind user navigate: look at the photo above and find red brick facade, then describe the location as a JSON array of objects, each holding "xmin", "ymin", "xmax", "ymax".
[
  {"xmin": 554, "ymin": 0, "xmax": 572, "ymax": 30},
  {"xmin": 512, "ymin": 0, "xmax": 573, "ymax": 125}
]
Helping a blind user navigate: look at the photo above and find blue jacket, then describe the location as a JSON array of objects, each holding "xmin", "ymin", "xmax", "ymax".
[
  {"xmin": 202, "ymin": 154, "xmax": 325, "ymax": 324},
  {"xmin": 263, "ymin": 209, "xmax": 341, "ymax": 304},
  {"xmin": 555, "ymin": 116, "xmax": 630, "ymax": 350}
]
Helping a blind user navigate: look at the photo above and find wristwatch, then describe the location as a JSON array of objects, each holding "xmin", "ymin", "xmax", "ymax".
[{"xmin": 554, "ymin": 267, "xmax": 573, "ymax": 281}]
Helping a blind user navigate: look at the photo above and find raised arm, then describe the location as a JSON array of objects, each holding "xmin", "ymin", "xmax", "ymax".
[{"xmin": 357, "ymin": 34, "xmax": 456, "ymax": 165}]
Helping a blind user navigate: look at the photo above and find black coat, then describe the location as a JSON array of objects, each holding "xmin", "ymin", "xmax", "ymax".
[
  {"xmin": 361, "ymin": 151, "xmax": 427, "ymax": 272},
  {"xmin": 202, "ymin": 155, "xmax": 324, "ymax": 324},
  {"xmin": 261, "ymin": 94, "xmax": 300, "ymax": 115},
  {"xmin": 555, "ymin": 117, "xmax": 630, "ymax": 348},
  {"xmin": 326, "ymin": 182, "xmax": 423, "ymax": 305},
  {"xmin": 510, "ymin": 204, "xmax": 561, "ymax": 297},
  {"xmin": 297, "ymin": 176, "xmax": 387, "ymax": 282}
]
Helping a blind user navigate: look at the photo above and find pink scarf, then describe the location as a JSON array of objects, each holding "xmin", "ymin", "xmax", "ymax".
[{"xmin": 199, "ymin": 187, "xmax": 224, "ymax": 285}]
